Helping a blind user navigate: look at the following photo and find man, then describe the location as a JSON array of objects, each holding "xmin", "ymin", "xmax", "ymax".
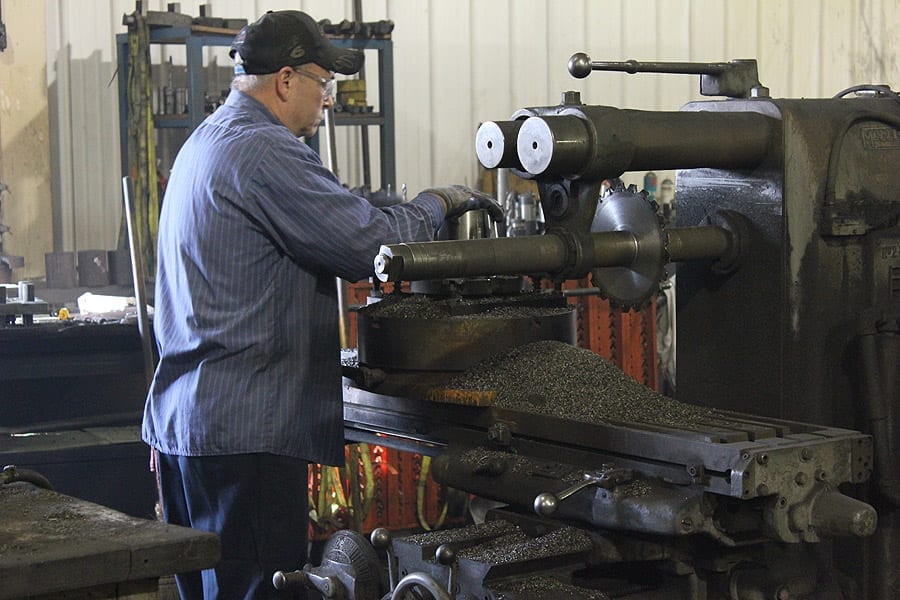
[{"xmin": 142, "ymin": 10, "xmax": 499, "ymax": 600}]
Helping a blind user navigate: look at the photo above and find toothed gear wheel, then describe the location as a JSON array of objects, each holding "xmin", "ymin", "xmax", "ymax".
[{"xmin": 590, "ymin": 186, "xmax": 666, "ymax": 310}]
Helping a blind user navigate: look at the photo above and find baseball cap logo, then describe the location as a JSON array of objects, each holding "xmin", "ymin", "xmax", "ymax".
[{"xmin": 290, "ymin": 46, "xmax": 306, "ymax": 59}]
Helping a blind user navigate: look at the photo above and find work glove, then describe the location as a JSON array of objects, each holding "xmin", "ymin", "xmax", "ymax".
[{"xmin": 423, "ymin": 185, "xmax": 504, "ymax": 223}]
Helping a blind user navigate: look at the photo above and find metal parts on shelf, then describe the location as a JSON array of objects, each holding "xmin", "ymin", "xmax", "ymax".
[
  {"xmin": 1, "ymin": 281, "xmax": 49, "ymax": 325},
  {"xmin": 318, "ymin": 18, "xmax": 395, "ymax": 39}
]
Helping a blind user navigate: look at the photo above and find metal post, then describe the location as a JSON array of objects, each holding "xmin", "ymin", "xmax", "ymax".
[
  {"xmin": 322, "ymin": 107, "xmax": 351, "ymax": 348},
  {"xmin": 122, "ymin": 176, "xmax": 157, "ymax": 389}
]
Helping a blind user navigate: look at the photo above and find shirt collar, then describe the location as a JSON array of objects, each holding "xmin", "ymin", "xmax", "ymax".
[{"xmin": 225, "ymin": 90, "xmax": 283, "ymax": 127}]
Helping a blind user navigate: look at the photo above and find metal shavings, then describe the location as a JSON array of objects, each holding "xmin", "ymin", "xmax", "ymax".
[
  {"xmin": 360, "ymin": 292, "xmax": 571, "ymax": 320},
  {"xmin": 399, "ymin": 521, "xmax": 591, "ymax": 566},
  {"xmin": 401, "ymin": 519, "xmax": 515, "ymax": 546},
  {"xmin": 477, "ymin": 305, "xmax": 573, "ymax": 319},
  {"xmin": 457, "ymin": 448, "xmax": 536, "ymax": 476},
  {"xmin": 495, "ymin": 576, "xmax": 611, "ymax": 599},
  {"xmin": 445, "ymin": 340, "xmax": 716, "ymax": 428},
  {"xmin": 364, "ymin": 294, "xmax": 447, "ymax": 319},
  {"xmin": 457, "ymin": 525, "xmax": 592, "ymax": 564},
  {"xmin": 618, "ymin": 480, "xmax": 653, "ymax": 498}
]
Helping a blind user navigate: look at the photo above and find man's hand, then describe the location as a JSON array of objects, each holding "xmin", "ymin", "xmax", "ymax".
[{"xmin": 424, "ymin": 185, "xmax": 504, "ymax": 223}]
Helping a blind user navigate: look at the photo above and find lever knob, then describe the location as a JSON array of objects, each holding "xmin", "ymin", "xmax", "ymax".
[
  {"xmin": 534, "ymin": 492, "xmax": 559, "ymax": 516},
  {"xmin": 568, "ymin": 52, "xmax": 591, "ymax": 78}
]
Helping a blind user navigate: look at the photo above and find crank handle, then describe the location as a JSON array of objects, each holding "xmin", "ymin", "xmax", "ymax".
[{"xmin": 533, "ymin": 468, "xmax": 632, "ymax": 516}]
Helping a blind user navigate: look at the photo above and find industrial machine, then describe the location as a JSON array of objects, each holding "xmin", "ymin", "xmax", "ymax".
[{"xmin": 278, "ymin": 56, "xmax": 899, "ymax": 599}]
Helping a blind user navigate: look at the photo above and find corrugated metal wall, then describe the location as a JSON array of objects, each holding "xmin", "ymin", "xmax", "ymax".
[{"xmin": 46, "ymin": 0, "xmax": 898, "ymax": 251}]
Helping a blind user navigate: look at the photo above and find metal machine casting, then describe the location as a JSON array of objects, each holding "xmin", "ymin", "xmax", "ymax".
[{"xmin": 279, "ymin": 56, "xmax": 899, "ymax": 599}]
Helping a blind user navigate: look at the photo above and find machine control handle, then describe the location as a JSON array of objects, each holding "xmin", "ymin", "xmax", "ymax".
[
  {"xmin": 272, "ymin": 568, "xmax": 339, "ymax": 597},
  {"xmin": 435, "ymin": 544, "xmax": 458, "ymax": 598},
  {"xmin": 534, "ymin": 468, "xmax": 632, "ymax": 516},
  {"xmin": 567, "ymin": 52, "xmax": 764, "ymax": 98},
  {"xmin": 569, "ymin": 53, "xmax": 741, "ymax": 78},
  {"xmin": 371, "ymin": 527, "xmax": 398, "ymax": 590},
  {"xmin": 391, "ymin": 572, "xmax": 453, "ymax": 600}
]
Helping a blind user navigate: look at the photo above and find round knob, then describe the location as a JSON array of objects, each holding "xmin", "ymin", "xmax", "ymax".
[
  {"xmin": 435, "ymin": 544, "xmax": 456, "ymax": 565},
  {"xmin": 370, "ymin": 527, "xmax": 392, "ymax": 549},
  {"xmin": 272, "ymin": 570, "xmax": 308, "ymax": 590},
  {"xmin": 533, "ymin": 492, "xmax": 558, "ymax": 516},
  {"xmin": 568, "ymin": 52, "xmax": 592, "ymax": 78},
  {"xmin": 272, "ymin": 571, "xmax": 287, "ymax": 590}
]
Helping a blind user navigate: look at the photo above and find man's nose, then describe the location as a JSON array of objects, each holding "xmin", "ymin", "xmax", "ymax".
[{"xmin": 323, "ymin": 94, "xmax": 334, "ymax": 108}]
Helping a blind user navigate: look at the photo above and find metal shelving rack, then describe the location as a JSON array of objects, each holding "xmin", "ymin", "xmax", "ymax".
[{"xmin": 116, "ymin": 27, "xmax": 396, "ymax": 190}]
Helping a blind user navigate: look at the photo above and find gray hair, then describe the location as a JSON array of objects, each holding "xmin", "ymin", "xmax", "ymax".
[{"xmin": 231, "ymin": 73, "xmax": 276, "ymax": 93}]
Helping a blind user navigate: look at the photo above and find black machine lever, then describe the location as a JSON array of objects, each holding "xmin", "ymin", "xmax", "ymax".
[
  {"xmin": 567, "ymin": 53, "xmax": 767, "ymax": 99},
  {"xmin": 534, "ymin": 467, "xmax": 632, "ymax": 516},
  {"xmin": 272, "ymin": 568, "xmax": 342, "ymax": 597}
]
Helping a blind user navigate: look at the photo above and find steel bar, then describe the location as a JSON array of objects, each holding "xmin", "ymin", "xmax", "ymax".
[
  {"xmin": 375, "ymin": 225, "xmax": 733, "ymax": 283},
  {"xmin": 322, "ymin": 107, "xmax": 351, "ymax": 348},
  {"xmin": 666, "ymin": 226, "xmax": 732, "ymax": 262},
  {"xmin": 569, "ymin": 56, "xmax": 738, "ymax": 77},
  {"xmin": 515, "ymin": 109, "xmax": 774, "ymax": 177},
  {"xmin": 122, "ymin": 176, "xmax": 156, "ymax": 389}
]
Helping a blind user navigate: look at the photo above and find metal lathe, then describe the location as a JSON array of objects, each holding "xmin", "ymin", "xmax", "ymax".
[{"xmin": 279, "ymin": 55, "xmax": 899, "ymax": 599}]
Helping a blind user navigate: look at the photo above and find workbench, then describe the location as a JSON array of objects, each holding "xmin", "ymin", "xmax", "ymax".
[
  {"xmin": 0, "ymin": 321, "xmax": 154, "ymax": 517},
  {"xmin": 0, "ymin": 481, "xmax": 219, "ymax": 599}
]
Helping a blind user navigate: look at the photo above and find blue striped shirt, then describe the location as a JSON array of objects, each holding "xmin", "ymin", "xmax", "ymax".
[{"xmin": 142, "ymin": 91, "xmax": 444, "ymax": 465}]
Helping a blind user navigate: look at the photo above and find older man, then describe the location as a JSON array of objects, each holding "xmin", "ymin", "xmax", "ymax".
[{"xmin": 142, "ymin": 10, "xmax": 498, "ymax": 599}]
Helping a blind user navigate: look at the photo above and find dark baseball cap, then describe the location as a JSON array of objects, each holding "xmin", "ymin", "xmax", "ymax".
[{"xmin": 230, "ymin": 10, "xmax": 364, "ymax": 75}]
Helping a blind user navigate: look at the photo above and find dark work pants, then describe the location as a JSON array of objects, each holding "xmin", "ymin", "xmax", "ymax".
[{"xmin": 157, "ymin": 452, "xmax": 309, "ymax": 600}]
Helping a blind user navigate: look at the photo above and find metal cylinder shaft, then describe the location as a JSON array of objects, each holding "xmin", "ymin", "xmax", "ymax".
[
  {"xmin": 475, "ymin": 120, "xmax": 524, "ymax": 169},
  {"xmin": 667, "ymin": 226, "xmax": 732, "ymax": 262},
  {"xmin": 517, "ymin": 115, "xmax": 592, "ymax": 176},
  {"xmin": 375, "ymin": 235, "xmax": 569, "ymax": 282},
  {"xmin": 808, "ymin": 489, "xmax": 877, "ymax": 538},
  {"xmin": 374, "ymin": 225, "xmax": 731, "ymax": 283},
  {"xmin": 515, "ymin": 108, "xmax": 774, "ymax": 178}
]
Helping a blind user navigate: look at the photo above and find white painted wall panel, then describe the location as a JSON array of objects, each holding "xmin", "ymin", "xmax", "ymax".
[
  {"xmin": 46, "ymin": 0, "xmax": 899, "ymax": 252},
  {"xmin": 390, "ymin": 0, "xmax": 434, "ymax": 193},
  {"xmin": 429, "ymin": 1, "xmax": 474, "ymax": 186}
]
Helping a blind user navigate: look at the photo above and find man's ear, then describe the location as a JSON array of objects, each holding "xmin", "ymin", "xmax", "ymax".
[{"xmin": 274, "ymin": 67, "xmax": 293, "ymax": 100}]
